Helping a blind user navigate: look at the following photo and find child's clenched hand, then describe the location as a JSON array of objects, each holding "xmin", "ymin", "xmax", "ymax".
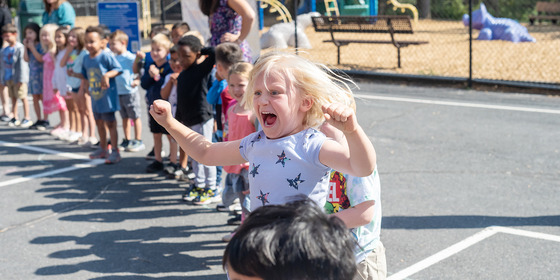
[
  {"xmin": 149, "ymin": 99, "xmax": 173, "ymax": 127},
  {"xmin": 322, "ymin": 103, "xmax": 358, "ymax": 134}
]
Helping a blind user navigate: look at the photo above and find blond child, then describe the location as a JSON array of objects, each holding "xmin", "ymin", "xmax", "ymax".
[
  {"xmin": 220, "ymin": 62, "xmax": 255, "ymax": 240},
  {"xmin": 108, "ymin": 30, "xmax": 145, "ymax": 152},
  {"xmin": 141, "ymin": 33, "xmax": 173, "ymax": 173},
  {"xmin": 39, "ymin": 24, "xmax": 67, "ymax": 132},
  {"xmin": 150, "ymin": 51, "xmax": 376, "ymax": 211}
]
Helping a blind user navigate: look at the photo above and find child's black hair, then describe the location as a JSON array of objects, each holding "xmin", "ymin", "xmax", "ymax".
[
  {"xmin": 169, "ymin": 45, "xmax": 178, "ymax": 54},
  {"xmin": 171, "ymin": 22, "xmax": 190, "ymax": 33},
  {"xmin": 150, "ymin": 25, "xmax": 170, "ymax": 38},
  {"xmin": 223, "ymin": 198, "xmax": 357, "ymax": 280},
  {"xmin": 24, "ymin": 22, "xmax": 41, "ymax": 43},
  {"xmin": 177, "ymin": 35, "xmax": 202, "ymax": 53}
]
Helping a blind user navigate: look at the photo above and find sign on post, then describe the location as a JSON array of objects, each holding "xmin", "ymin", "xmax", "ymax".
[{"xmin": 98, "ymin": 1, "xmax": 142, "ymax": 52}]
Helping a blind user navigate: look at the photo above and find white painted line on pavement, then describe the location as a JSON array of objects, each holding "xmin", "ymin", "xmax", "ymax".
[
  {"xmin": 0, "ymin": 159, "xmax": 105, "ymax": 188},
  {"xmin": 493, "ymin": 226, "xmax": 560, "ymax": 242},
  {"xmin": 0, "ymin": 140, "xmax": 88, "ymax": 160},
  {"xmin": 387, "ymin": 227, "xmax": 498, "ymax": 280},
  {"xmin": 388, "ymin": 226, "xmax": 560, "ymax": 280},
  {"xmin": 354, "ymin": 94, "xmax": 560, "ymax": 115}
]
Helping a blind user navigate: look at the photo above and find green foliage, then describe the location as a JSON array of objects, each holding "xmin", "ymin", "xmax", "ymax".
[{"xmin": 431, "ymin": 0, "xmax": 468, "ymax": 20}]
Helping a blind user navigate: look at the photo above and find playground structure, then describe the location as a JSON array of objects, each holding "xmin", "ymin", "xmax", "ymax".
[{"xmin": 258, "ymin": 0, "xmax": 419, "ymax": 26}]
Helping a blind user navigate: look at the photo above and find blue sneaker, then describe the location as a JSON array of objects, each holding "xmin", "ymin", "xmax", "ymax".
[{"xmin": 193, "ymin": 188, "xmax": 221, "ymax": 205}]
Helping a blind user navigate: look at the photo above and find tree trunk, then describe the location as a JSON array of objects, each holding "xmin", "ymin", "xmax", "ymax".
[{"xmin": 418, "ymin": 0, "xmax": 431, "ymax": 19}]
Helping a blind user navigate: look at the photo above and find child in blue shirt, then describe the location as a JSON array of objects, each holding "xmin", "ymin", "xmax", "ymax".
[
  {"xmin": 81, "ymin": 26, "xmax": 123, "ymax": 164},
  {"xmin": 1, "ymin": 24, "xmax": 31, "ymax": 128},
  {"xmin": 109, "ymin": 30, "xmax": 145, "ymax": 153}
]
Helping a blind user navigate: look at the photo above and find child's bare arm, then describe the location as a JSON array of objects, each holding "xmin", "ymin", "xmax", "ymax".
[
  {"xmin": 23, "ymin": 40, "xmax": 30, "ymax": 62},
  {"xmin": 319, "ymin": 103, "xmax": 376, "ymax": 177},
  {"xmin": 59, "ymin": 45, "xmax": 73, "ymax": 67},
  {"xmin": 332, "ymin": 200, "xmax": 375, "ymax": 228},
  {"xmin": 150, "ymin": 99, "xmax": 247, "ymax": 166}
]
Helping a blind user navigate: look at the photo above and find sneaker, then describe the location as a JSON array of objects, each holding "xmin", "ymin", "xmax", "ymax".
[
  {"xmin": 19, "ymin": 119, "xmax": 32, "ymax": 128},
  {"xmin": 176, "ymin": 167, "xmax": 195, "ymax": 181},
  {"xmin": 57, "ymin": 130, "xmax": 72, "ymax": 141},
  {"xmin": 105, "ymin": 149, "xmax": 121, "ymax": 164},
  {"xmin": 221, "ymin": 231, "xmax": 235, "ymax": 242},
  {"xmin": 0, "ymin": 115, "xmax": 10, "ymax": 122},
  {"xmin": 146, "ymin": 148, "xmax": 165, "ymax": 160},
  {"xmin": 89, "ymin": 148, "xmax": 109, "ymax": 159},
  {"xmin": 66, "ymin": 132, "xmax": 82, "ymax": 143},
  {"xmin": 29, "ymin": 121, "xmax": 40, "ymax": 130},
  {"xmin": 227, "ymin": 214, "xmax": 242, "ymax": 225},
  {"xmin": 146, "ymin": 160, "xmax": 164, "ymax": 173},
  {"xmin": 182, "ymin": 185, "xmax": 204, "ymax": 202},
  {"xmin": 193, "ymin": 188, "xmax": 221, "ymax": 205},
  {"xmin": 8, "ymin": 118, "xmax": 20, "ymax": 127},
  {"xmin": 118, "ymin": 139, "xmax": 130, "ymax": 151},
  {"xmin": 77, "ymin": 137, "xmax": 89, "ymax": 146},
  {"xmin": 36, "ymin": 120, "xmax": 49, "ymax": 131},
  {"xmin": 87, "ymin": 137, "xmax": 99, "ymax": 149},
  {"xmin": 50, "ymin": 127, "xmax": 68, "ymax": 137},
  {"xmin": 216, "ymin": 201, "xmax": 241, "ymax": 212},
  {"xmin": 126, "ymin": 140, "xmax": 146, "ymax": 152},
  {"xmin": 163, "ymin": 162, "xmax": 179, "ymax": 175}
]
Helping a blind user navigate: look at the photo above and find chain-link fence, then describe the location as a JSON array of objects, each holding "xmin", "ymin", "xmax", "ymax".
[{"xmin": 276, "ymin": 0, "xmax": 559, "ymax": 87}]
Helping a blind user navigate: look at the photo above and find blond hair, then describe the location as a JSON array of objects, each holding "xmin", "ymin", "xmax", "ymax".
[
  {"xmin": 228, "ymin": 62, "xmax": 253, "ymax": 108},
  {"xmin": 243, "ymin": 52, "xmax": 355, "ymax": 129},
  {"xmin": 40, "ymin": 24, "xmax": 58, "ymax": 54},
  {"xmin": 109, "ymin": 29, "xmax": 129, "ymax": 44},
  {"xmin": 151, "ymin": 33, "xmax": 172, "ymax": 50}
]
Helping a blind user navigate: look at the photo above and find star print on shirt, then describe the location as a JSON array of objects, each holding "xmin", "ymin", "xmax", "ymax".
[
  {"xmin": 287, "ymin": 173, "xmax": 305, "ymax": 190},
  {"xmin": 250, "ymin": 163, "xmax": 260, "ymax": 177},
  {"xmin": 256, "ymin": 190, "xmax": 270, "ymax": 206},
  {"xmin": 250, "ymin": 134, "xmax": 262, "ymax": 147},
  {"xmin": 275, "ymin": 150, "xmax": 290, "ymax": 167}
]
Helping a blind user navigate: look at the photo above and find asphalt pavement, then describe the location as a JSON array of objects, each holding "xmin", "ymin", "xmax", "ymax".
[{"xmin": 1, "ymin": 82, "xmax": 559, "ymax": 279}]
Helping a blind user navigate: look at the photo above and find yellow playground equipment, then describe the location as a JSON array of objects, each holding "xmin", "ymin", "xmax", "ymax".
[
  {"xmin": 260, "ymin": 0, "xmax": 293, "ymax": 23},
  {"xmin": 323, "ymin": 0, "xmax": 340, "ymax": 16},
  {"xmin": 387, "ymin": 0, "xmax": 418, "ymax": 24}
]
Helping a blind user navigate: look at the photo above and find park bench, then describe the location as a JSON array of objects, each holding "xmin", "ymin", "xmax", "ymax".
[
  {"xmin": 529, "ymin": 1, "xmax": 560, "ymax": 25},
  {"xmin": 311, "ymin": 15, "xmax": 428, "ymax": 68}
]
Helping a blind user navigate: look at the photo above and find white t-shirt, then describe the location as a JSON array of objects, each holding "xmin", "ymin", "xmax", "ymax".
[
  {"xmin": 239, "ymin": 128, "xmax": 330, "ymax": 211},
  {"xmin": 52, "ymin": 49, "xmax": 69, "ymax": 96},
  {"xmin": 161, "ymin": 74, "xmax": 177, "ymax": 117}
]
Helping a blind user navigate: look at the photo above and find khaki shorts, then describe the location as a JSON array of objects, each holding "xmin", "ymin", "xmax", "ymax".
[
  {"xmin": 354, "ymin": 241, "xmax": 387, "ymax": 280},
  {"xmin": 6, "ymin": 80, "xmax": 28, "ymax": 100}
]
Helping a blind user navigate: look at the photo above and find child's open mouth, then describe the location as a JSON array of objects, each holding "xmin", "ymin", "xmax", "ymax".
[{"xmin": 261, "ymin": 112, "xmax": 277, "ymax": 126}]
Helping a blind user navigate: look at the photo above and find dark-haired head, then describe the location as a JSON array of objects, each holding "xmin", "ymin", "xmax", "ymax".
[
  {"xmin": 177, "ymin": 35, "xmax": 202, "ymax": 53},
  {"xmin": 24, "ymin": 22, "xmax": 41, "ymax": 42},
  {"xmin": 223, "ymin": 199, "xmax": 357, "ymax": 280}
]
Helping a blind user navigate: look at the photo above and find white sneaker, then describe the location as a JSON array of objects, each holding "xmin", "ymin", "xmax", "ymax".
[
  {"xmin": 87, "ymin": 137, "xmax": 99, "ymax": 149},
  {"xmin": 66, "ymin": 132, "xmax": 82, "ymax": 143}
]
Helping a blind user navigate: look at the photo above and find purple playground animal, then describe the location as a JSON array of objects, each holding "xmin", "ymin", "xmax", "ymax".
[{"xmin": 463, "ymin": 3, "xmax": 536, "ymax": 43}]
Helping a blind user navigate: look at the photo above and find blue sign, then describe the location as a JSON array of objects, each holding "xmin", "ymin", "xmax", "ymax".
[{"xmin": 97, "ymin": 1, "xmax": 141, "ymax": 52}]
